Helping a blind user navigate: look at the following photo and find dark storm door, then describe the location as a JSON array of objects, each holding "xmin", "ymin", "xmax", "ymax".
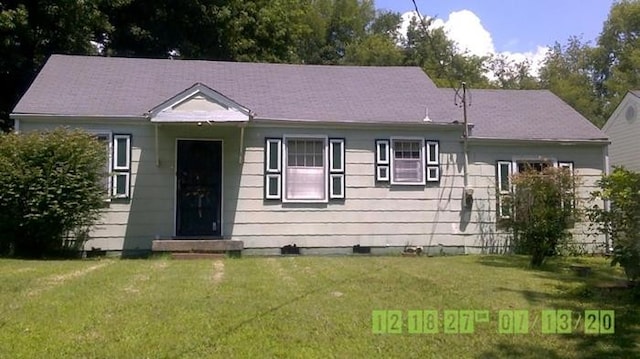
[{"xmin": 176, "ymin": 140, "xmax": 222, "ymax": 237}]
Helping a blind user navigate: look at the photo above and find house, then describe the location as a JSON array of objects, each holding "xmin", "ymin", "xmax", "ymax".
[
  {"xmin": 11, "ymin": 54, "xmax": 609, "ymax": 256},
  {"xmin": 603, "ymin": 90, "xmax": 640, "ymax": 170}
]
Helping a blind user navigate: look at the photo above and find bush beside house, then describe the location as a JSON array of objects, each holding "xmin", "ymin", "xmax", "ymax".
[{"xmin": 0, "ymin": 128, "xmax": 106, "ymax": 257}]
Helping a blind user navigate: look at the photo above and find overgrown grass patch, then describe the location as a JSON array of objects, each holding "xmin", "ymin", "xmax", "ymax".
[{"xmin": 0, "ymin": 255, "xmax": 637, "ymax": 358}]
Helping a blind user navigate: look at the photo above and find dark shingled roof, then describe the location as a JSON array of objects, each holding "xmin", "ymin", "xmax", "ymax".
[
  {"xmin": 13, "ymin": 54, "xmax": 454, "ymax": 124},
  {"xmin": 445, "ymin": 88, "xmax": 608, "ymax": 141},
  {"xmin": 13, "ymin": 54, "xmax": 606, "ymax": 141}
]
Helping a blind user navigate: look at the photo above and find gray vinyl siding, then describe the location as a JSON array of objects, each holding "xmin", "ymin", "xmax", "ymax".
[
  {"xmin": 18, "ymin": 120, "xmax": 607, "ymax": 253},
  {"xmin": 604, "ymin": 95, "xmax": 640, "ymax": 170},
  {"xmin": 234, "ymin": 126, "xmax": 468, "ymax": 250},
  {"xmin": 465, "ymin": 142, "xmax": 607, "ymax": 251}
]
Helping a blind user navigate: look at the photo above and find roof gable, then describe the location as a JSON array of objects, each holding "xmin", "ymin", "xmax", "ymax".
[
  {"xmin": 148, "ymin": 83, "xmax": 250, "ymax": 123},
  {"xmin": 602, "ymin": 90, "xmax": 640, "ymax": 133}
]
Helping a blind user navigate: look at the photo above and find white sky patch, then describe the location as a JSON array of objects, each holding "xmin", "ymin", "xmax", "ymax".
[{"xmin": 400, "ymin": 10, "xmax": 548, "ymax": 78}]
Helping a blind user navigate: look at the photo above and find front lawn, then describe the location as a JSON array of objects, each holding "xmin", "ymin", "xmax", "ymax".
[{"xmin": 0, "ymin": 255, "xmax": 637, "ymax": 358}]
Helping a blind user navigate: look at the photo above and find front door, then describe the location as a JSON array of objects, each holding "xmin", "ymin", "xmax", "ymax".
[{"xmin": 176, "ymin": 140, "xmax": 222, "ymax": 237}]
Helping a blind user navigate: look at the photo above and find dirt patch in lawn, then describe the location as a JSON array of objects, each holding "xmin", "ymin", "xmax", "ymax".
[
  {"xmin": 123, "ymin": 260, "xmax": 169, "ymax": 294},
  {"xmin": 27, "ymin": 261, "xmax": 113, "ymax": 297},
  {"xmin": 212, "ymin": 260, "xmax": 225, "ymax": 284}
]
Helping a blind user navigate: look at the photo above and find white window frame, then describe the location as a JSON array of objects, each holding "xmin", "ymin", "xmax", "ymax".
[
  {"xmin": 282, "ymin": 135, "xmax": 329, "ymax": 203},
  {"xmin": 390, "ymin": 137, "xmax": 426, "ymax": 185},
  {"xmin": 426, "ymin": 166, "xmax": 440, "ymax": 182},
  {"xmin": 265, "ymin": 138, "xmax": 282, "ymax": 173},
  {"xmin": 426, "ymin": 141, "xmax": 439, "ymax": 165},
  {"xmin": 497, "ymin": 160, "xmax": 512, "ymax": 219},
  {"xmin": 329, "ymin": 139, "xmax": 345, "ymax": 173},
  {"xmin": 376, "ymin": 165, "xmax": 390, "ymax": 182},
  {"xmin": 113, "ymin": 134, "xmax": 131, "ymax": 171},
  {"xmin": 265, "ymin": 173, "xmax": 282, "ymax": 200},
  {"xmin": 90, "ymin": 131, "xmax": 113, "ymax": 200},
  {"xmin": 112, "ymin": 172, "xmax": 130, "ymax": 199},
  {"xmin": 376, "ymin": 140, "xmax": 390, "ymax": 165},
  {"xmin": 330, "ymin": 174, "xmax": 345, "ymax": 199}
]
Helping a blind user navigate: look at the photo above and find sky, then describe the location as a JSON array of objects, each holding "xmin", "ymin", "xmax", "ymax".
[{"xmin": 376, "ymin": 0, "xmax": 617, "ymax": 74}]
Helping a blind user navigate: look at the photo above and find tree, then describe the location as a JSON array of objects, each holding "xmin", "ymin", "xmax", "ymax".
[
  {"xmin": 595, "ymin": 0, "xmax": 640, "ymax": 113},
  {"xmin": 501, "ymin": 165, "xmax": 578, "ymax": 267},
  {"xmin": 0, "ymin": 1, "xmax": 115, "ymax": 131},
  {"xmin": 0, "ymin": 128, "xmax": 107, "ymax": 257},
  {"xmin": 588, "ymin": 167, "xmax": 640, "ymax": 282},
  {"xmin": 403, "ymin": 15, "xmax": 489, "ymax": 88},
  {"xmin": 538, "ymin": 37, "xmax": 606, "ymax": 127},
  {"xmin": 487, "ymin": 54, "xmax": 540, "ymax": 90}
]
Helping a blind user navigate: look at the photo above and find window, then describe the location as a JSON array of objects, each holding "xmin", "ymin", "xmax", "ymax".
[
  {"xmin": 391, "ymin": 139, "xmax": 424, "ymax": 185},
  {"xmin": 496, "ymin": 159, "xmax": 574, "ymax": 219},
  {"xmin": 376, "ymin": 138, "xmax": 440, "ymax": 184},
  {"xmin": 264, "ymin": 136, "xmax": 344, "ymax": 202},
  {"xmin": 285, "ymin": 138, "xmax": 327, "ymax": 201}
]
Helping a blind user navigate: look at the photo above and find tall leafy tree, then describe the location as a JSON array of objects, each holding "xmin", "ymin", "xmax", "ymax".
[
  {"xmin": 538, "ymin": 37, "xmax": 605, "ymax": 126},
  {"xmin": 404, "ymin": 15, "xmax": 489, "ymax": 88},
  {"xmin": 486, "ymin": 54, "xmax": 540, "ymax": 90},
  {"xmin": 595, "ymin": 0, "xmax": 640, "ymax": 112},
  {"xmin": 0, "ymin": 0, "xmax": 115, "ymax": 130}
]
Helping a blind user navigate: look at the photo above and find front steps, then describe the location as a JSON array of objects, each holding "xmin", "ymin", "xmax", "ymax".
[{"xmin": 152, "ymin": 239, "xmax": 243, "ymax": 259}]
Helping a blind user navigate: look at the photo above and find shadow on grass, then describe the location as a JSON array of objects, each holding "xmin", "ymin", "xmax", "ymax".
[{"xmin": 478, "ymin": 255, "xmax": 640, "ymax": 359}]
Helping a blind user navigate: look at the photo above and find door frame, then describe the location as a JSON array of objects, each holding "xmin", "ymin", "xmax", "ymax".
[{"xmin": 173, "ymin": 138, "xmax": 224, "ymax": 237}]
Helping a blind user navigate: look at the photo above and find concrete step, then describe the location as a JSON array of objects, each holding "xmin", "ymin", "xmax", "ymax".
[
  {"xmin": 152, "ymin": 239, "xmax": 243, "ymax": 253},
  {"xmin": 171, "ymin": 252, "xmax": 226, "ymax": 260}
]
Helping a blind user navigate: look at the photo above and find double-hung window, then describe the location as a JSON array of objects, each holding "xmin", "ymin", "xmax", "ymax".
[
  {"xmin": 376, "ymin": 138, "xmax": 439, "ymax": 184},
  {"xmin": 392, "ymin": 139, "xmax": 424, "ymax": 184},
  {"xmin": 496, "ymin": 159, "xmax": 574, "ymax": 219},
  {"xmin": 284, "ymin": 138, "xmax": 327, "ymax": 202},
  {"xmin": 264, "ymin": 136, "xmax": 345, "ymax": 202}
]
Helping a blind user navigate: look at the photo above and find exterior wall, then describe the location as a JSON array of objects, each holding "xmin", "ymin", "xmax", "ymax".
[
  {"xmin": 466, "ymin": 142, "xmax": 607, "ymax": 253},
  {"xmin": 235, "ymin": 125, "xmax": 467, "ymax": 254},
  {"xmin": 604, "ymin": 94, "xmax": 640, "ymax": 170},
  {"xmin": 19, "ymin": 119, "xmax": 608, "ymax": 254}
]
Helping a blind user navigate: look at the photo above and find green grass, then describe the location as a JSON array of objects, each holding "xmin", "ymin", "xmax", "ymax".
[{"xmin": 0, "ymin": 255, "xmax": 638, "ymax": 358}]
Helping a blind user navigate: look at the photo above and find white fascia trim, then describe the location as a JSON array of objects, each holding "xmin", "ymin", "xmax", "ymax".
[
  {"xmin": 251, "ymin": 118, "xmax": 465, "ymax": 130},
  {"xmin": 10, "ymin": 113, "xmax": 147, "ymax": 121},
  {"xmin": 466, "ymin": 137, "xmax": 610, "ymax": 146},
  {"xmin": 147, "ymin": 83, "xmax": 251, "ymax": 119}
]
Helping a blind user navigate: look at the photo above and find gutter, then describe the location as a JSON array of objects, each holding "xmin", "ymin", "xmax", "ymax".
[
  {"xmin": 464, "ymin": 137, "xmax": 610, "ymax": 145},
  {"xmin": 251, "ymin": 117, "xmax": 465, "ymax": 130},
  {"xmin": 10, "ymin": 113, "xmax": 147, "ymax": 121}
]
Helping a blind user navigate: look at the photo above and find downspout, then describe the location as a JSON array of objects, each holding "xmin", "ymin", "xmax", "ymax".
[
  {"xmin": 154, "ymin": 123, "xmax": 160, "ymax": 167},
  {"xmin": 462, "ymin": 82, "xmax": 470, "ymax": 190},
  {"xmin": 239, "ymin": 124, "xmax": 245, "ymax": 164},
  {"xmin": 14, "ymin": 118, "xmax": 20, "ymax": 133},
  {"xmin": 603, "ymin": 143, "xmax": 611, "ymax": 252},
  {"xmin": 462, "ymin": 83, "xmax": 471, "ymax": 255}
]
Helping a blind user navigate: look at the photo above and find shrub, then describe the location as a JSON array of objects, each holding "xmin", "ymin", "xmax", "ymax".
[
  {"xmin": 0, "ymin": 128, "xmax": 107, "ymax": 257},
  {"xmin": 588, "ymin": 167, "xmax": 640, "ymax": 282},
  {"xmin": 501, "ymin": 165, "xmax": 578, "ymax": 267}
]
